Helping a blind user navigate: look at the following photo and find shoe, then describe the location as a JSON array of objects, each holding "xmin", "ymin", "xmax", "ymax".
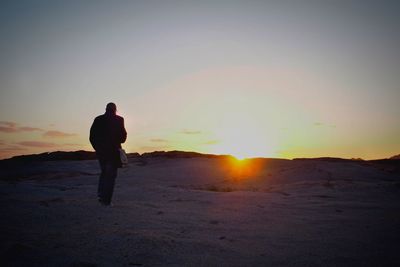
[{"xmin": 99, "ymin": 199, "xmax": 112, "ymax": 206}]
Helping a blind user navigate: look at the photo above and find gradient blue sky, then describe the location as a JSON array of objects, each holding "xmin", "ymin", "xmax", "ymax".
[{"xmin": 1, "ymin": 0, "xmax": 399, "ymax": 159}]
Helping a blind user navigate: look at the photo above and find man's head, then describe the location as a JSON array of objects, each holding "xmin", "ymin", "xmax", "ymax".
[{"xmin": 106, "ymin": 102, "xmax": 117, "ymax": 114}]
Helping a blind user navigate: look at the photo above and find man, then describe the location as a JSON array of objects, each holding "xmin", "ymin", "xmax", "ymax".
[{"xmin": 90, "ymin": 103, "xmax": 127, "ymax": 206}]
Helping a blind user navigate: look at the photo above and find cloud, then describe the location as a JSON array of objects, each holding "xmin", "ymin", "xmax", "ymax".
[
  {"xmin": 0, "ymin": 121, "xmax": 17, "ymax": 128},
  {"xmin": 19, "ymin": 127, "xmax": 43, "ymax": 132},
  {"xmin": 0, "ymin": 145, "xmax": 26, "ymax": 152},
  {"xmin": 181, "ymin": 129, "xmax": 202, "ymax": 135},
  {"xmin": 0, "ymin": 121, "xmax": 77, "ymax": 139},
  {"xmin": 0, "ymin": 126, "xmax": 16, "ymax": 133},
  {"xmin": 150, "ymin": 138, "xmax": 168, "ymax": 142},
  {"xmin": 314, "ymin": 122, "xmax": 323, "ymax": 126},
  {"xmin": 203, "ymin": 140, "xmax": 219, "ymax": 145},
  {"xmin": 63, "ymin": 143, "xmax": 83, "ymax": 146},
  {"xmin": 0, "ymin": 141, "xmax": 25, "ymax": 152},
  {"xmin": 17, "ymin": 141, "xmax": 58, "ymax": 148},
  {"xmin": 0, "ymin": 145, "xmax": 27, "ymax": 159},
  {"xmin": 0, "ymin": 121, "xmax": 43, "ymax": 133},
  {"xmin": 139, "ymin": 146, "xmax": 167, "ymax": 151},
  {"xmin": 43, "ymin": 131, "xmax": 77, "ymax": 138}
]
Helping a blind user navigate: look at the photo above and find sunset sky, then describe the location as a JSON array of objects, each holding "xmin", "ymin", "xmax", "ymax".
[{"xmin": 1, "ymin": 0, "xmax": 399, "ymax": 160}]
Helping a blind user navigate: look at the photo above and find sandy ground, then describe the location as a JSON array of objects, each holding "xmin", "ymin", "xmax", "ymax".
[{"xmin": 0, "ymin": 157, "xmax": 399, "ymax": 266}]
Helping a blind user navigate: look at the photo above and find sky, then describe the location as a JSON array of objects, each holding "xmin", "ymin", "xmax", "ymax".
[{"xmin": 0, "ymin": 0, "xmax": 399, "ymax": 160}]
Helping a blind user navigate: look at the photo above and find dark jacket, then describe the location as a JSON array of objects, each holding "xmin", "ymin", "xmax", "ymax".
[{"xmin": 90, "ymin": 111, "xmax": 127, "ymax": 167}]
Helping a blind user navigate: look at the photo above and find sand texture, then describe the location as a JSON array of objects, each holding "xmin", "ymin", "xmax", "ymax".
[{"xmin": 1, "ymin": 157, "xmax": 399, "ymax": 266}]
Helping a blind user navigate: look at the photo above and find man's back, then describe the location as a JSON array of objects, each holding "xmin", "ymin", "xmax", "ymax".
[
  {"xmin": 90, "ymin": 114, "xmax": 126, "ymax": 148},
  {"xmin": 90, "ymin": 110, "xmax": 127, "ymax": 166}
]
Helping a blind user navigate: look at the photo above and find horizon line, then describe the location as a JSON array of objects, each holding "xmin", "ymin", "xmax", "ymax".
[{"xmin": 1, "ymin": 149, "xmax": 398, "ymax": 162}]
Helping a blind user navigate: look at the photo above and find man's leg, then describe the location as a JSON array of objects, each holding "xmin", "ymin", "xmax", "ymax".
[
  {"xmin": 100, "ymin": 162, "xmax": 118, "ymax": 205},
  {"xmin": 97, "ymin": 159, "xmax": 107, "ymax": 201}
]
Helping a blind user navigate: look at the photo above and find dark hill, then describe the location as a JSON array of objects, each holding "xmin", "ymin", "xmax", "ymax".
[
  {"xmin": 390, "ymin": 154, "xmax": 400, "ymax": 160},
  {"xmin": 141, "ymin": 150, "xmax": 222, "ymax": 159},
  {"xmin": 2, "ymin": 150, "xmax": 97, "ymax": 162}
]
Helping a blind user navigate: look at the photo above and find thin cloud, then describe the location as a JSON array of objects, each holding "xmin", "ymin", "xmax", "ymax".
[
  {"xmin": 150, "ymin": 138, "xmax": 168, "ymax": 142},
  {"xmin": 43, "ymin": 130, "xmax": 77, "ymax": 138},
  {"xmin": 0, "ymin": 145, "xmax": 27, "ymax": 159},
  {"xmin": 0, "ymin": 121, "xmax": 43, "ymax": 133},
  {"xmin": 0, "ymin": 141, "xmax": 25, "ymax": 151},
  {"xmin": 0, "ymin": 121, "xmax": 17, "ymax": 127},
  {"xmin": 20, "ymin": 127, "xmax": 43, "ymax": 132},
  {"xmin": 0, "ymin": 126, "xmax": 16, "ymax": 133},
  {"xmin": 0, "ymin": 145, "xmax": 26, "ymax": 152},
  {"xmin": 0, "ymin": 141, "xmax": 23, "ymax": 150},
  {"xmin": 139, "ymin": 146, "xmax": 167, "ymax": 151},
  {"xmin": 63, "ymin": 143, "xmax": 83, "ymax": 146},
  {"xmin": 17, "ymin": 141, "xmax": 58, "ymax": 148},
  {"xmin": 181, "ymin": 129, "xmax": 202, "ymax": 135},
  {"xmin": 203, "ymin": 140, "xmax": 219, "ymax": 145}
]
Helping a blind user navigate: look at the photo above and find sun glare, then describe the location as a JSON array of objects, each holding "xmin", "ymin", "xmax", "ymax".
[
  {"xmin": 234, "ymin": 155, "xmax": 247, "ymax": 161},
  {"xmin": 222, "ymin": 155, "xmax": 264, "ymax": 179},
  {"xmin": 211, "ymin": 122, "xmax": 276, "ymax": 160}
]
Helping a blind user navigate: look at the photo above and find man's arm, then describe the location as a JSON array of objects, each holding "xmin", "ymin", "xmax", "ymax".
[
  {"xmin": 89, "ymin": 118, "xmax": 99, "ymax": 150},
  {"xmin": 120, "ymin": 117, "xmax": 127, "ymax": 143}
]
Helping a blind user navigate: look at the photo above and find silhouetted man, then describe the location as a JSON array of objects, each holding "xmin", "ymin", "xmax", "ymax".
[{"xmin": 90, "ymin": 103, "xmax": 127, "ymax": 206}]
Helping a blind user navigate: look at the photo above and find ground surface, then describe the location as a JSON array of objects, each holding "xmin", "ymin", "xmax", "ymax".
[{"xmin": 1, "ymin": 157, "xmax": 399, "ymax": 266}]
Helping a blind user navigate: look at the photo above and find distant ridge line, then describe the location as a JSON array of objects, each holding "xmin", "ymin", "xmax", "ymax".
[
  {"xmin": 292, "ymin": 157, "xmax": 360, "ymax": 162},
  {"xmin": 1, "ymin": 150, "xmax": 399, "ymax": 162},
  {"xmin": 0, "ymin": 150, "xmax": 229, "ymax": 162}
]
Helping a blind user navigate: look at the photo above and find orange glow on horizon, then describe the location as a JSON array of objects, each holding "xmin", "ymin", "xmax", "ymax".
[{"xmin": 222, "ymin": 156, "xmax": 264, "ymax": 180}]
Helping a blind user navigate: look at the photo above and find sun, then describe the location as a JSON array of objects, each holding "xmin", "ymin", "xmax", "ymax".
[
  {"xmin": 228, "ymin": 147, "xmax": 258, "ymax": 160},
  {"xmin": 210, "ymin": 124, "xmax": 276, "ymax": 159},
  {"xmin": 203, "ymin": 106, "xmax": 279, "ymax": 159},
  {"xmin": 233, "ymin": 154, "xmax": 247, "ymax": 161}
]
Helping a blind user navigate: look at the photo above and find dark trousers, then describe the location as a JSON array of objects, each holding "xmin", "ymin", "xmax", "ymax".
[{"xmin": 97, "ymin": 159, "xmax": 118, "ymax": 205}]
